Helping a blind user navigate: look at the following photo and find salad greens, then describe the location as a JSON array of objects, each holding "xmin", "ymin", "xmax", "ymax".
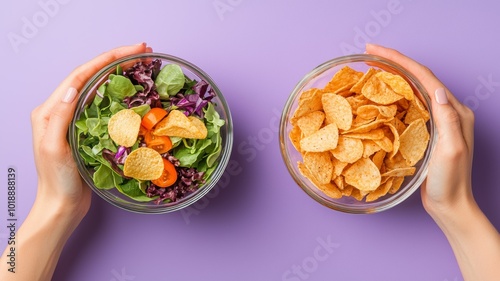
[{"xmin": 75, "ymin": 59, "xmax": 225, "ymax": 203}]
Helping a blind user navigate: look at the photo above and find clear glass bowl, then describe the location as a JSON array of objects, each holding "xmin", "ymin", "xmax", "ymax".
[
  {"xmin": 69, "ymin": 53, "xmax": 233, "ymax": 214},
  {"xmin": 279, "ymin": 54, "xmax": 437, "ymax": 214}
]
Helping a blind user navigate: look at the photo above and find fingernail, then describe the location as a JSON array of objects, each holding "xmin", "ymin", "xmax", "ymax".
[
  {"xmin": 62, "ymin": 87, "xmax": 78, "ymax": 103},
  {"xmin": 146, "ymin": 46, "xmax": 153, "ymax": 53},
  {"xmin": 136, "ymin": 42, "xmax": 146, "ymax": 47},
  {"xmin": 435, "ymin": 88, "xmax": 448, "ymax": 105}
]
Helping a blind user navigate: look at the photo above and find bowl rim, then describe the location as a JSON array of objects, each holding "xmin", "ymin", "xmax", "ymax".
[
  {"xmin": 279, "ymin": 54, "xmax": 437, "ymax": 214},
  {"xmin": 69, "ymin": 52, "xmax": 233, "ymax": 214}
]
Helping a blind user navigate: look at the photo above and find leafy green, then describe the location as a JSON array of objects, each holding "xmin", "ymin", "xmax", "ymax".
[
  {"xmin": 106, "ymin": 74, "xmax": 137, "ymax": 100},
  {"xmin": 155, "ymin": 64, "xmax": 185, "ymax": 98}
]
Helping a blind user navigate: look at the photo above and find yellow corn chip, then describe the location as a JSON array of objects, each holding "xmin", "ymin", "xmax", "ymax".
[
  {"xmin": 108, "ymin": 109, "xmax": 141, "ymax": 147},
  {"xmin": 297, "ymin": 111, "xmax": 325, "ymax": 137},
  {"xmin": 298, "ymin": 162, "xmax": 342, "ymax": 199},
  {"xmin": 375, "ymin": 72, "xmax": 414, "ymax": 101},
  {"xmin": 324, "ymin": 66, "xmax": 363, "ymax": 93},
  {"xmin": 362, "ymin": 76, "xmax": 403, "ymax": 105},
  {"xmin": 399, "ymin": 119, "xmax": 430, "ymax": 166},
  {"xmin": 123, "ymin": 147, "xmax": 164, "ymax": 180},
  {"xmin": 331, "ymin": 136, "xmax": 363, "ymax": 163},
  {"xmin": 303, "ymin": 152, "xmax": 333, "ymax": 185},
  {"xmin": 343, "ymin": 158, "xmax": 381, "ymax": 191},
  {"xmin": 300, "ymin": 123, "xmax": 339, "ymax": 152},
  {"xmin": 322, "ymin": 93, "xmax": 352, "ymax": 130}
]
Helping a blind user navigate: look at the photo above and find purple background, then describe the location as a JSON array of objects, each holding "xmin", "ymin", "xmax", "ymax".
[{"xmin": 1, "ymin": 1, "xmax": 500, "ymax": 280}]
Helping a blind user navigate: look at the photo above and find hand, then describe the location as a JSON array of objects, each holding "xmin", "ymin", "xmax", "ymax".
[
  {"xmin": 365, "ymin": 43, "xmax": 475, "ymax": 216},
  {"xmin": 30, "ymin": 43, "xmax": 152, "ymax": 219},
  {"xmin": 366, "ymin": 44, "xmax": 500, "ymax": 281}
]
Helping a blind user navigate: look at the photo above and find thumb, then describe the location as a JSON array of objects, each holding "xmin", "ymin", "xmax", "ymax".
[{"xmin": 44, "ymin": 87, "xmax": 79, "ymax": 148}]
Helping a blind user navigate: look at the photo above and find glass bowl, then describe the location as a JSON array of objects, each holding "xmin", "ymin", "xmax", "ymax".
[
  {"xmin": 279, "ymin": 54, "xmax": 437, "ymax": 214},
  {"xmin": 69, "ymin": 53, "xmax": 233, "ymax": 214}
]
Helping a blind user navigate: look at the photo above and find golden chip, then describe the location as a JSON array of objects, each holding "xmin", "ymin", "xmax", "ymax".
[
  {"xmin": 389, "ymin": 176, "xmax": 405, "ymax": 194},
  {"xmin": 332, "ymin": 175, "xmax": 345, "ymax": 190},
  {"xmin": 362, "ymin": 140, "xmax": 381, "ymax": 158},
  {"xmin": 300, "ymin": 123, "xmax": 339, "ymax": 152},
  {"xmin": 385, "ymin": 123, "xmax": 400, "ymax": 158},
  {"xmin": 341, "ymin": 184, "xmax": 354, "ymax": 197},
  {"xmin": 154, "ymin": 110, "xmax": 206, "ymax": 139},
  {"xmin": 343, "ymin": 158, "xmax": 381, "ymax": 191},
  {"xmin": 324, "ymin": 66, "xmax": 363, "ymax": 93},
  {"xmin": 331, "ymin": 158, "xmax": 349, "ymax": 178},
  {"xmin": 331, "ymin": 136, "xmax": 363, "ymax": 163},
  {"xmin": 123, "ymin": 147, "xmax": 164, "ymax": 180},
  {"xmin": 291, "ymin": 88, "xmax": 323, "ymax": 124},
  {"xmin": 303, "ymin": 152, "xmax": 333, "ymax": 185},
  {"xmin": 108, "ymin": 109, "xmax": 142, "ymax": 147},
  {"xmin": 322, "ymin": 93, "xmax": 352, "ymax": 130},
  {"xmin": 343, "ymin": 128, "xmax": 385, "ymax": 140},
  {"xmin": 361, "ymin": 75, "xmax": 403, "ymax": 105},
  {"xmin": 366, "ymin": 177, "xmax": 394, "ymax": 202},
  {"xmin": 399, "ymin": 119, "xmax": 430, "ymax": 166},
  {"xmin": 350, "ymin": 67, "xmax": 377, "ymax": 94},
  {"xmin": 289, "ymin": 126, "xmax": 302, "ymax": 152},
  {"xmin": 297, "ymin": 111, "xmax": 325, "ymax": 137},
  {"xmin": 382, "ymin": 167, "xmax": 416, "ymax": 177},
  {"xmin": 373, "ymin": 136, "xmax": 393, "ymax": 153},
  {"xmin": 298, "ymin": 162, "xmax": 342, "ymax": 199},
  {"xmin": 372, "ymin": 150, "xmax": 387, "ymax": 170},
  {"xmin": 375, "ymin": 72, "xmax": 414, "ymax": 101},
  {"xmin": 188, "ymin": 116, "xmax": 208, "ymax": 139}
]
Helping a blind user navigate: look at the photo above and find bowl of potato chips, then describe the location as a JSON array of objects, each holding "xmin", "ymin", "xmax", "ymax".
[
  {"xmin": 70, "ymin": 53, "xmax": 233, "ymax": 214},
  {"xmin": 279, "ymin": 54, "xmax": 437, "ymax": 213}
]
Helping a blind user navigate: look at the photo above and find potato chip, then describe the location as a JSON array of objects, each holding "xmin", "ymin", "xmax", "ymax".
[
  {"xmin": 300, "ymin": 123, "xmax": 339, "ymax": 152},
  {"xmin": 154, "ymin": 110, "xmax": 207, "ymax": 139},
  {"xmin": 298, "ymin": 162, "xmax": 342, "ymax": 199},
  {"xmin": 188, "ymin": 116, "xmax": 208, "ymax": 139},
  {"xmin": 303, "ymin": 152, "xmax": 333, "ymax": 185},
  {"xmin": 350, "ymin": 67, "xmax": 377, "ymax": 94},
  {"xmin": 322, "ymin": 93, "xmax": 352, "ymax": 130},
  {"xmin": 404, "ymin": 97, "xmax": 430, "ymax": 124},
  {"xmin": 341, "ymin": 184, "xmax": 354, "ymax": 197},
  {"xmin": 291, "ymin": 88, "xmax": 323, "ymax": 124},
  {"xmin": 399, "ymin": 118, "xmax": 430, "ymax": 166},
  {"xmin": 331, "ymin": 158, "xmax": 348, "ymax": 178},
  {"xmin": 289, "ymin": 126, "xmax": 302, "ymax": 152},
  {"xmin": 333, "ymin": 175, "xmax": 345, "ymax": 190},
  {"xmin": 343, "ymin": 128, "xmax": 385, "ymax": 140},
  {"xmin": 361, "ymin": 75, "xmax": 403, "ymax": 105},
  {"xmin": 123, "ymin": 147, "xmax": 164, "ymax": 180},
  {"xmin": 389, "ymin": 176, "xmax": 405, "ymax": 194},
  {"xmin": 372, "ymin": 150, "xmax": 386, "ymax": 170},
  {"xmin": 331, "ymin": 136, "xmax": 363, "ymax": 163},
  {"xmin": 384, "ymin": 152, "xmax": 408, "ymax": 170},
  {"xmin": 350, "ymin": 188, "xmax": 366, "ymax": 201},
  {"xmin": 362, "ymin": 140, "xmax": 381, "ymax": 158},
  {"xmin": 385, "ymin": 123, "xmax": 400, "ymax": 158},
  {"xmin": 373, "ymin": 136, "xmax": 393, "ymax": 153},
  {"xmin": 297, "ymin": 111, "xmax": 325, "ymax": 137},
  {"xmin": 343, "ymin": 158, "xmax": 381, "ymax": 191},
  {"xmin": 343, "ymin": 117, "xmax": 387, "ymax": 134},
  {"xmin": 346, "ymin": 94, "xmax": 370, "ymax": 112},
  {"xmin": 108, "ymin": 109, "xmax": 142, "ymax": 147},
  {"xmin": 375, "ymin": 72, "xmax": 414, "ymax": 101},
  {"xmin": 324, "ymin": 66, "xmax": 363, "ymax": 93},
  {"xmin": 366, "ymin": 177, "xmax": 394, "ymax": 202},
  {"xmin": 382, "ymin": 167, "xmax": 416, "ymax": 177}
]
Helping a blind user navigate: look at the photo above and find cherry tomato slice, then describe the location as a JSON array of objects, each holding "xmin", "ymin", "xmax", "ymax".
[
  {"xmin": 152, "ymin": 158, "xmax": 178, "ymax": 187},
  {"xmin": 141, "ymin": 108, "xmax": 168, "ymax": 130},
  {"xmin": 144, "ymin": 131, "xmax": 173, "ymax": 154}
]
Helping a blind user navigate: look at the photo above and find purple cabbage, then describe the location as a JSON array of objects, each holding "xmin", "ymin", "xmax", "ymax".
[
  {"xmin": 146, "ymin": 155, "xmax": 206, "ymax": 205},
  {"xmin": 102, "ymin": 148, "xmax": 130, "ymax": 179},
  {"xmin": 123, "ymin": 59, "xmax": 163, "ymax": 109},
  {"xmin": 170, "ymin": 80, "xmax": 215, "ymax": 118}
]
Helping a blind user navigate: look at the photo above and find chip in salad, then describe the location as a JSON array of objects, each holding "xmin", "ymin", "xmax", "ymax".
[{"xmin": 74, "ymin": 59, "xmax": 225, "ymax": 204}]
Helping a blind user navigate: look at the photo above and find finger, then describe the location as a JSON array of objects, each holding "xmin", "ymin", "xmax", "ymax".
[
  {"xmin": 38, "ymin": 43, "xmax": 149, "ymax": 115},
  {"xmin": 43, "ymin": 87, "xmax": 79, "ymax": 149}
]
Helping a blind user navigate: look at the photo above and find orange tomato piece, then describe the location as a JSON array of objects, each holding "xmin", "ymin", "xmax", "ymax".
[
  {"xmin": 144, "ymin": 130, "xmax": 173, "ymax": 154},
  {"xmin": 152, "ymin": 158, "xmax": 178, "ymax": 187},
  {"xmin": 141, "ymin": 107, "xmax": 168, "ymax": 130}
]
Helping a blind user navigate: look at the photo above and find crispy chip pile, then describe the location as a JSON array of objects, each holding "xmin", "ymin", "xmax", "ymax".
[{"xmin": 289, "ymin": 66, "xmax": 430, "ymax": 202}]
